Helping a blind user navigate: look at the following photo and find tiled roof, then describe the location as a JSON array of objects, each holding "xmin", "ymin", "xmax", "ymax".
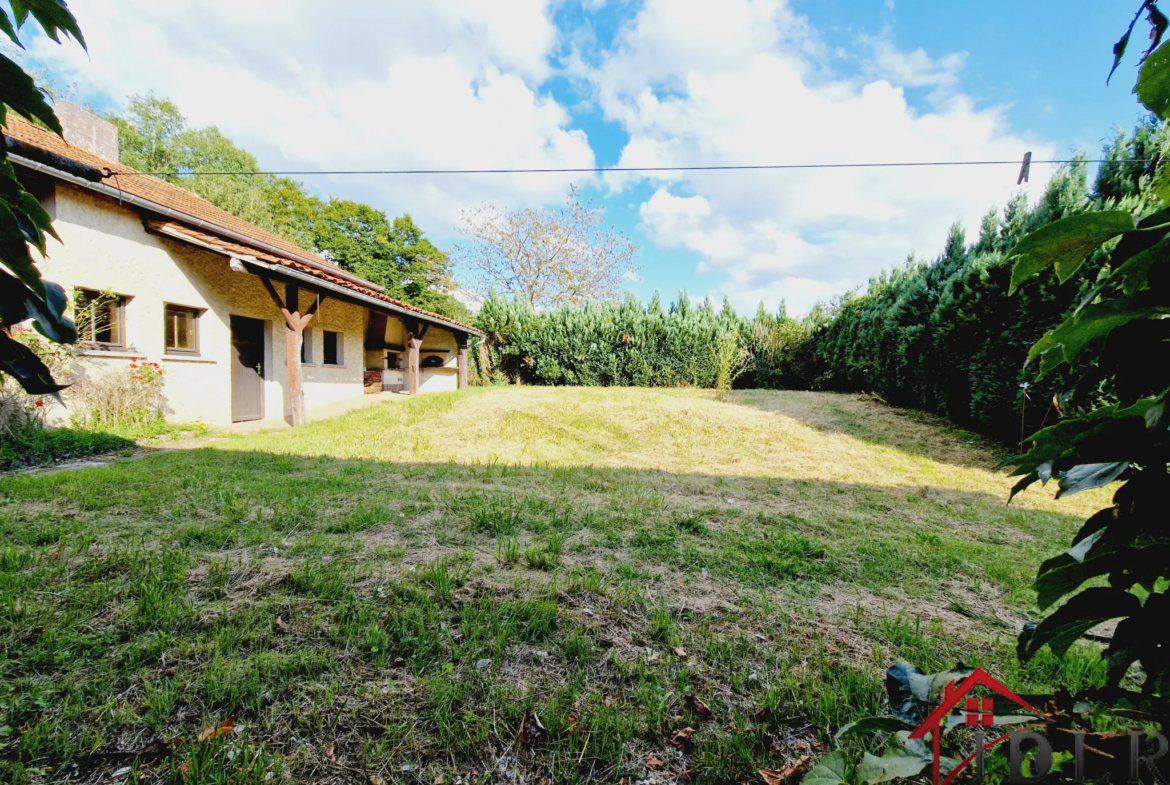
[
  {"xmin": 146, "ymin": 221, "xmax": 480, "ymax": 334},
  {"xmin": 3, "ymin": 115, "xmax": 480, "ymax": 335}
]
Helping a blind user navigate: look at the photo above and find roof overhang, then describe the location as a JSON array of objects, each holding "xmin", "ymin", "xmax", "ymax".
[
  {"xmin": 145, "ymin": 221, "xmax": 483, "ymax": 337},
  {"xmin": 8, "ymin": 147, "xmax": 483, "ymax": 338}
]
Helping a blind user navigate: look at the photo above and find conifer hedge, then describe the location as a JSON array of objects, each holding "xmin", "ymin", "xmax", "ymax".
[{"xmin": 472, "ymin": 117, "xmax": 1167, "ymax": 447}]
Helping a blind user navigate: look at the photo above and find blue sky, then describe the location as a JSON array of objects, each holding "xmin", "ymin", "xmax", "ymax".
[{"xmin": 20, "ymin": 0, "xmax": 1153, "ymax": 314}]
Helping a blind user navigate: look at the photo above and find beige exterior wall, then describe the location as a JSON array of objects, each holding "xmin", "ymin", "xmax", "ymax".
[{"xmin": 35, "ymin": 183, "xmax": 409, "ymax": 426}]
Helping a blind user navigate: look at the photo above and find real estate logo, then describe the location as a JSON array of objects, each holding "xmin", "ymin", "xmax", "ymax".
[{"xmin": 908, "ymin": 668, "xmax": 1167, "ymax": 785}]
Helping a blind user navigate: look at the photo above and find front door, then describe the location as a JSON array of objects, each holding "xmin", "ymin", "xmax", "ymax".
[{"xmin": 231, "ymin": 316, "xmax": 265, "ymax": 422}]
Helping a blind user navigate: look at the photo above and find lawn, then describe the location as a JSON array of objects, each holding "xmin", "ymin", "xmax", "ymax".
[{"xmin": 0, "ymin": 387, "xmax": 1113, "ymax": 784}]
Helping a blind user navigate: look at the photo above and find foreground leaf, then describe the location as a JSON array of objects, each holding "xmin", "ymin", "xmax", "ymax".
[
  {"xmin": 802, "ymin": 751, "xmax": 849, "ymax": 785},
  {"xmin": 1006, "ymin": 212, "xmax": 1135, "ymax": 294},
  {"xmin": 0, "ymin": 329, "xmax": 67, "ymax": 394},
  {"xmin": 1018, "ymin": 587, "xmax": 1141, "ymax": 660},
  {"xmin": 1137, "ymin": 41, "xmax": 1170, "ymax": 119}
]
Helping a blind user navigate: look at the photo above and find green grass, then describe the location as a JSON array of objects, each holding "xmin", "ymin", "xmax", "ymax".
[{"xmin": 0, "ymin": 387, "xmax": 1115, "ymax": 784}]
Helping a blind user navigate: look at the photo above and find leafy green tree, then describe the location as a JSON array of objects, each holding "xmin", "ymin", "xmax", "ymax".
[
  {"xmin": 108, "ymin": 93, "xmax": 316, "ymax": 245},
  {"xmin": 107, "ymin": 94, "xmax": 469, "ymax": 319},
  {"xmin": 0, "ymin": 0, "xmax": 86, "ymax": 395},
  {"xmin": 1003, "ymin": 2, "xmax": 1170, "ymax": 721},
  {"xmin": 308, "ymin": 203, "xmax": 470, "ymax": 321}
]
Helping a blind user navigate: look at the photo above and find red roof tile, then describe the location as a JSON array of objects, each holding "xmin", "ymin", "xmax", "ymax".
[{"xmin": 3, "ymin": 116, "xmax": 480, "ymax": 335}]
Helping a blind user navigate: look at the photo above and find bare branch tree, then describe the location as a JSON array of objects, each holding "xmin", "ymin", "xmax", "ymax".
[{"xmin": 453, "ymin": 185, "xmax": 638, "ymax": 308}]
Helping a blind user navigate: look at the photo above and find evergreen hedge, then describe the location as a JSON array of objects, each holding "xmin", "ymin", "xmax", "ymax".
[{"xmin": 472, "ymin": 118, "xmax": 1166, "ymax": 447}]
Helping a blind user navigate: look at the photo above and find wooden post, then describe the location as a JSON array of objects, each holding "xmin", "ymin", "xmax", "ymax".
[
  {"xmin": 457, "ymin": 335, "xmax": 469, "ymax": 390},
  {"xmin": 405, "ymin": 319, "xmax": 422, "ymax": 395},
  {"xmin": 261, "ymin": 277, "xmax": 322, "ymax": 426}
]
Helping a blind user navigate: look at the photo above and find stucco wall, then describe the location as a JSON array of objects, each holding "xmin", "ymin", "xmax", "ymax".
[{"xmin": 37, "ymin": 184, "xmax": 371, "ymax": 426}]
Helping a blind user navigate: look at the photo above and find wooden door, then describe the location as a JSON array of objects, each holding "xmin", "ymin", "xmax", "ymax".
[{"xmin": 231, "ymin": 316, "xmax": 265, "ymax": 422}]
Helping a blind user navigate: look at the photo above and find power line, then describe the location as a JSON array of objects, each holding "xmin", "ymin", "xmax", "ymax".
[{"xmin": 105, "ymin": 158, "xmax": 1154, "ymax": 177}]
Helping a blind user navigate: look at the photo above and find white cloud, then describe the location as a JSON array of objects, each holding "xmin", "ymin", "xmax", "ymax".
[
  {"xmin": 591, "ymin": 0, "xmax": 1054, "ymax": 314},
  {"xmin": 25, "ymin": 0, "xmax": 593, "ymax": 230}
]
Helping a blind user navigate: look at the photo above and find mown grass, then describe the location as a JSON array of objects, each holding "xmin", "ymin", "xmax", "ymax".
[{"xmin": 0, "ymin": 388, "xmax": 1114, "ymax": 784}]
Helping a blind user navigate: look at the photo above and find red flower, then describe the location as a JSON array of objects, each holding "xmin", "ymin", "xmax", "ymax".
[
  {"xmin": 35, "ymin": 400, "xmax": 44, "ymax": 407},
  {"xmin": 131, "ymin": 375, "xmax": 143, "ymax": 381},
  {"xmin": 129, "ymin": 363, "xmax": 138, "ymax": 368}
]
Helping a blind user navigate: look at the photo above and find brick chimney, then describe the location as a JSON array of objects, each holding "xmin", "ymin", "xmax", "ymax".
[{"xmin": 55, "ymin": 101, "xmax": 119, "ymax": 163}]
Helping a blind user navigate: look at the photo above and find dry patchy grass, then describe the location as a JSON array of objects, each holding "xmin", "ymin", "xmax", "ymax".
[{"xmin": 0, "ymin": 388, "xmax": 1112, "ymax": 785}]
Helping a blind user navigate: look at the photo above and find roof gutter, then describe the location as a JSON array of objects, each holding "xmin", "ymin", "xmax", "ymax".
[
  {"xmin": 7, "ymin": 148, "xmax": 384, "ymax": 293},
  {"xmin": 148, "ymin": 223, "xmax": 482, "ymax": 337}
]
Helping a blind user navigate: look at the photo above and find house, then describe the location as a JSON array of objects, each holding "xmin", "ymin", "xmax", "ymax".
[{"xmin": 3, "ymin": 105, "xmax": 483, "ymax": 427}]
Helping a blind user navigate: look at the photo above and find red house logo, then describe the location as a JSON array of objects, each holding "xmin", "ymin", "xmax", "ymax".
[{"xmin": 908, "ymin": 668, "xmax": 1042, "ymax": 785}]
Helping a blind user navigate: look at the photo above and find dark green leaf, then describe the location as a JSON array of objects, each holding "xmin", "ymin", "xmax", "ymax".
[
  {"xmin": 803, "ymin": 751, "xmax": 849, "ymax": 785},
  {"xmin": 0, "ymin": 329, "xmax": 67, "ymax": 395},
  {"xmin": 836, "ymin": 716, "xmax": 915, "ymax": 741},
  {"xmin": 1109, "ymin": 31, "xmax": 1131, "ymax": 86},
  {"xmin": 856, "ymin": 733, "xmax": 958, "ymax": 785},
  {"xmin": 0, "ymin": 8, "xmax": 19, "ymax": 46},
  {"xmin": 1035, "ymin": 544, "xmax": 1118, "ymax": 612},
  {"xmin": 1137, "ymin": 41, "xmax": 1170, "ymax": 119},
  {"xmin": 1107, "ymin": 235, "xmax": 1170, "ymax": 295},
  {"xmin": 0, "ymin": 198, "xmax": 47, "ymax": 299},
  {"xmin": 1104, "ymin": 593, "xmax": 1170, "ymax": 692},
  {"xmin": 1006, "ymin": 212, "xmax": 1134, "ymax": 294},
  {"xmin": 8, "ymin": 0, "xmax": 85, "ymax": 49},
  {"xmin": 0, "ymin": 52, "xmax": 60, "ymax": 134},
  {"xmin": 1018, "ymin": 587, "xmax": 1141, "ymax": 661},
  {"xmin": 0, "ymin": 272, "xmax": 77, "ymax": 343},
  {"xmin": 1009, "ymin": 471, "xmax": 1040, "ymax": 502},
  {"xmin": 1028, "ymin": 299, "xmax": 1170, "ymax": 374}
]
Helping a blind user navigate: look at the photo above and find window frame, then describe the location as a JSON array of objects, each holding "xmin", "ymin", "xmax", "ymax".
[
  {"xmin": 76, "ymin": 288, "xmax": 128, "ymax": 349},
  {"xmin": 164, "ymin": 303, "xmax": 202, "ymax": 356},
  {"xmin": 323, "ymin": 330, "xmax": 342, "ymax": 366}
]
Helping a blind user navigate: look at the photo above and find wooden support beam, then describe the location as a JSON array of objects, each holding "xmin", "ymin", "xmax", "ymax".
[
  {"xmin": 457, "ymin": 336, "xmax": 469, "ymax": 390},
  {"xmin": 405, "ymin": 318, "xmax": 422, "ymax": 396},
  {"xmin": 260, "ymin": 277, "xmax": 325, "ymax": 426}
]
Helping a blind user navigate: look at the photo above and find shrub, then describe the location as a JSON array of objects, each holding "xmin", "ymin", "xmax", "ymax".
[{"xmin": 70, "ymin": 360, "xmax": 166, "ymax": 430}]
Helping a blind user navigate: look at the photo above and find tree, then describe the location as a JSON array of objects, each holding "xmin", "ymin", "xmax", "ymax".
[
  {"xmin": 454, "ymin": 185, "xmax": 638, "ymax": 309},
  {"xmin": 1003, "ymin": 0, "xmax": 1170, "ymax": 723},
  {"xmin": 309, "ymin": 203, "xmax": 470, "ymax": 321},
  {"xmin": 0, "ymin": 0, "xmax": 87, "ymax": 395},
  {"xmin": 108, "ymin": 93, "xmax": 317, "ymax": 246},
  {"xmin": 107, "ymin": 95, "xmax": 471, "ymax": 320}
]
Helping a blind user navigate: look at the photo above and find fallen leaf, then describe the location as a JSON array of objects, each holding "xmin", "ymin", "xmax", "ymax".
[
  {"xmin": 672, "ymin": 646, "xmax": 688, "ymax": 659},
  {"xmin": 368, "ymin": 776, "xmax": 385, "ymax": 785},
  {"xmin": 684, "ymin": 695, "xmax": 711, "ymax": 719},
  {"xmin": 275, "ymin": 616, "xmax": 287, "ymax": 632},
  {"xmin": 670, "ymin": 727, "xmax": 695, "ymax": 750},
  {"xmin": 646, "ymin": 753, "xmax": 665, "ymax": 770},
  {"xmin": 468, "ymin": 768, "xmax": 479, "ymax": 785},
  {"xmin": 196, "ymin": 717, "xmax": 235, "ymax": 742},
  {"xmin": 602, "ymin": 694, "xmax": 619, "ymax": 706},
  {"xmin": 953, "ymin": 529, "xmax": 961, "ymax": 536},
  {"xmin": 326, "ymin": 742, "xmax": 336, "ymax": 764},
  {"xmin": 758, "ymin": 755, "xmax": 811, "ymax": 785},
  {"xmin": 178, "ymin": 761, "xmax": 191, "ymax": 778},
  {"xmin": 519, "ymin": 713, "xmax": 545, "ymax": 745},
  {"xmin": 31, "ymin": 626, "xmax": 44, "ymax": 638}
]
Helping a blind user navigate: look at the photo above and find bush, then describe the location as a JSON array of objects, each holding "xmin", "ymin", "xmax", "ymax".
[
  {"xmin": 70, "ymin": 360, "xmax": 166, "ymax": 431},
  {"xmin": 474, "ymin": 290, "xmax": 816, "ymax": 391}
]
